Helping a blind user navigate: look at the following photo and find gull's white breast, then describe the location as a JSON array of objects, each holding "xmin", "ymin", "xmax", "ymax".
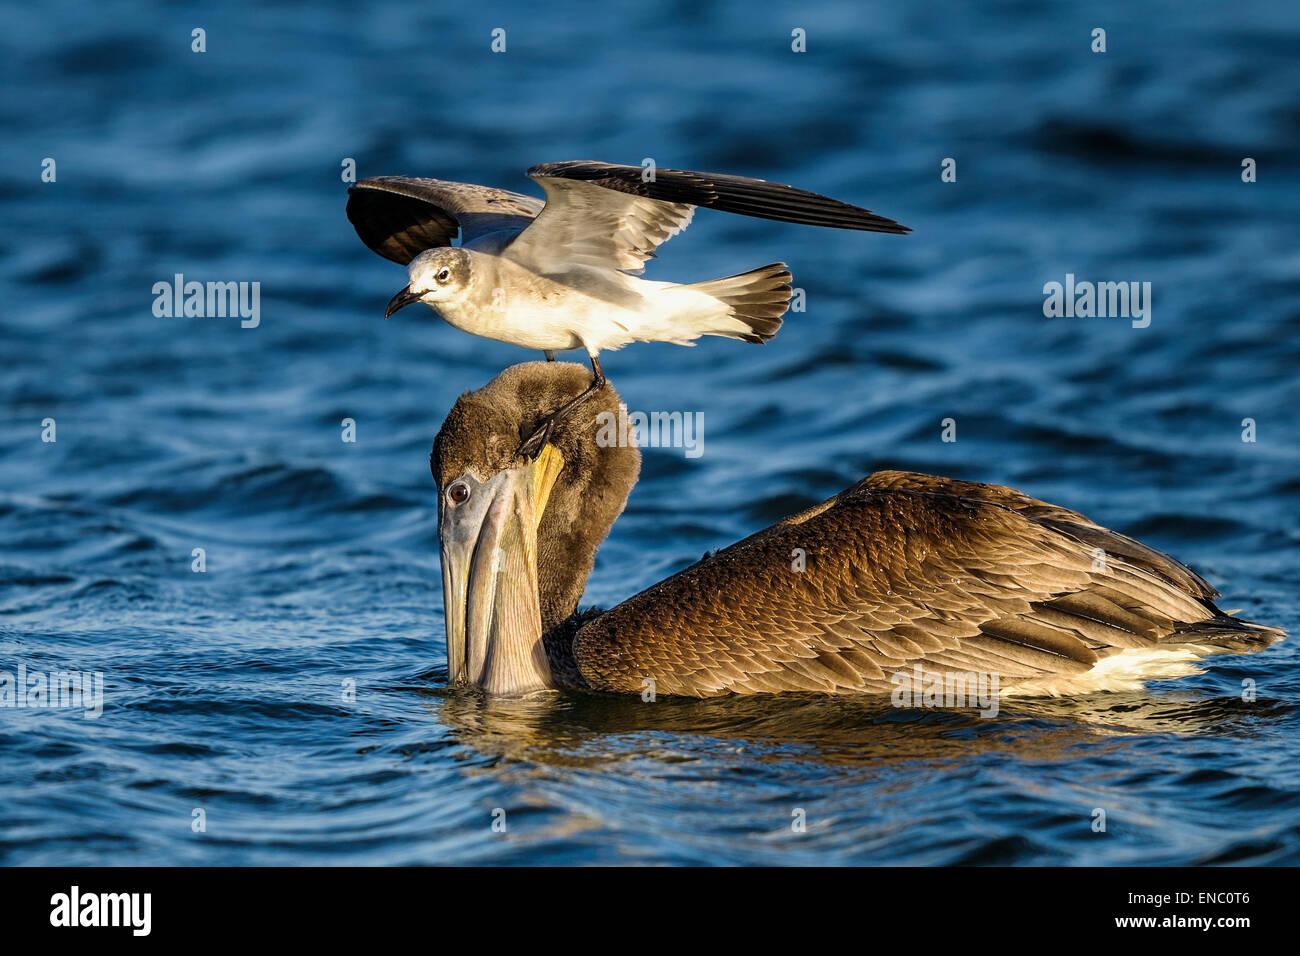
[{"xmin": 433, "ymin": 251, "xmax": 684, "ymax": 354}]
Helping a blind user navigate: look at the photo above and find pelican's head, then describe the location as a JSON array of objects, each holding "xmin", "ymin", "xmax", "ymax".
[
  {"xmin": 386, "ymin": 247, "xmax": 472, "ymax": 316},
  {"xmin": 431, "ymin": 362, "xmax": 640, "ymax": 696}
]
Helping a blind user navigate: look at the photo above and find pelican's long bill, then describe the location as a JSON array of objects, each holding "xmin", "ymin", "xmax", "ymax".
[{"xmin": 439, "ymin": 443, "xmax": 565, "ymax": 696}]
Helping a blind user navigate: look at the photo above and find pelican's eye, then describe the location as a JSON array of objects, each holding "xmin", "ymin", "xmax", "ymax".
[
  {"xmin": 436, "ymin": 267, "xmax": 451, "ymax": 284},
  {"xmin": 447, "ymin": 480, "xmax": 471, "ymax": 505}
]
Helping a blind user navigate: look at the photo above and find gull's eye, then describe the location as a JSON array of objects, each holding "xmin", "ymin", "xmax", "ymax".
[
  {"xmin": 436, "ymin": 268, "xmax": 451, "ymax": 283},
  {"xmin": 447, "ymin": 481, "xmax": 471, "ymax": 505}
]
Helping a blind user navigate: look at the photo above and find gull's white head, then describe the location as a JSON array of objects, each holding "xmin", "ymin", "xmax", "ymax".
[{"xmin": 385, "ymin": 247, "xmax": 473, "ymax": 317}]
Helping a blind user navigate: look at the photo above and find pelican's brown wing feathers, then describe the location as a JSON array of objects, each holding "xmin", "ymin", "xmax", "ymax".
[{"xmin": 572, "ymin": 471, "xmax": 1280, "ymax": 697}]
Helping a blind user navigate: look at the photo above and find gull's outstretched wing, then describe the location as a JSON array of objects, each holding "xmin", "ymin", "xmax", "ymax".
[
  {"xmin": 503, "ymin": 160, "xmax": 910, "ymax": 275},
  {"xmin": 571, "ymin": 472, "xmax": 1281, "ymax": 697},
  {"xmin": 346, "ymin": 176, "xmax": 545, "ymax": 265}
]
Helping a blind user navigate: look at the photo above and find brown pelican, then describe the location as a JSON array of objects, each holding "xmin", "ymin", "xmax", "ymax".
[
  {"xmin": 349, "ymin": 161, "xmax": 907, "ymax": 437},
  {"xmin": 432, "ymin": 362, "xmax": 1283, "ymax": 698}
]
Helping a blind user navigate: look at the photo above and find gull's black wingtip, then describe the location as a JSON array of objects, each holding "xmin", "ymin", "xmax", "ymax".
[
  {"xmin": 869, "ymin": 218, "xmax": 911, "ymax": 236},
  {"xmin": 530, "ymin": 160, "xmax": 912, "ymax": 236}
]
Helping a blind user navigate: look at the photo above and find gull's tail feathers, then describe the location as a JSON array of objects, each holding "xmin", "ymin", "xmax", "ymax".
[
  {"xmin": 681, "ymin": 262, "xmax": 793, "ymax": 343},
  {"xmin": 641, "ymin": 263, "xmax": 792, "ymax": 348}
]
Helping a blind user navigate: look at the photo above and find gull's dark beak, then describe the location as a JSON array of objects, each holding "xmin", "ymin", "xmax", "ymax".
[{"xmin": 384, "ymin": 287, "xmax": 421, "ymax": 319}]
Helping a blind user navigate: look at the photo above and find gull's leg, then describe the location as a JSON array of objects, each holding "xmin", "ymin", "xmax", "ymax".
[
  {"xmin": 544, "ymin": 350, "xmax": 556, "ymax": 362},
  {"xmin": 518, "ymin": 354, "xmax": 607, "ymax": 459}
]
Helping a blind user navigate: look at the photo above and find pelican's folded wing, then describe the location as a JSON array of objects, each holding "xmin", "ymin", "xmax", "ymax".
[
  {"xmin": 571, "ymin": 471, "xmax": 1281, "ymax": 697},
  {"xmin": 346, "ymin": 176, "xmax": 544, "ymax": 265}
]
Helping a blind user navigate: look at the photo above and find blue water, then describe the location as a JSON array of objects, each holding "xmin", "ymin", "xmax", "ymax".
[{"xmin": 2, "ymin": 0, "xmax": 1298, "ymax": 865}]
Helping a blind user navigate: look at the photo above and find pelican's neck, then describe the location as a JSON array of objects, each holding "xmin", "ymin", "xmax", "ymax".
[
  {"xmin": 532, "ymin": 512, "xmax": 610, "ymax": 689},
  {"xmin": 537, "ymin": 511, "xmax": 608, "ymax": 633},
  {"xmin": 534, "ymin": 454, "xmax": 635, "ymax": 685}
]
